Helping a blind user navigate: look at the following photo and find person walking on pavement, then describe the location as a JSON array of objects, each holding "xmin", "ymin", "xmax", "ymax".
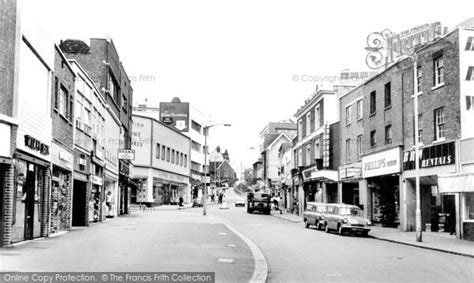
[{"xmin": 178, "ymin": 196, "xmax": 184, "ymax": 209}]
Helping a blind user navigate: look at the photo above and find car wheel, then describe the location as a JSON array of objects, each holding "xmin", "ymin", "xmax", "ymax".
[
  {"xmin": 362, "ymin": 230, "xmax": 369, "ymax": 237},
  {"xmin": 304, "ymin": 219, "xmax": 309, "ymax": 228},
  {"xmin": 338, "ymin": 224, "xmax": 344, "ymax": 236},
  {"xmin": 325, "ymin": 223, "xmax": 330, "ymax": 233},
  {"xmin": 314, "ymin": 221, "xmax": 319, "ymax": 230}
]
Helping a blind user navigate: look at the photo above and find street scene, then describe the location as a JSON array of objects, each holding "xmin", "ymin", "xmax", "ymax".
[{"xmin": 1, "ymin": 0, "xmax": 474, "ymax": 282}]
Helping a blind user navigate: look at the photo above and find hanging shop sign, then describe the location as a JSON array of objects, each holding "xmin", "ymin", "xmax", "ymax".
[
  {"xmin": 302, "ymin": 165, "xmax": 318, "ymax": 181},
  {"xmin": 402, "ymin": 141, "xmax": 455, "ymax": 170},
  {"xmin": 362, "ymin": 147, "xmax": 401, "ymax": 178},
  {"xmin": 24, "ymin": 135, "xmax": 49, "ymax": 155},
  {"xmin": 119, "ymin": 160, "xmax": 130, "ymax": 177},
  {"xmin": 322, "ymin": 124, "xmax": 330, "ymax": 168},
  {"xmin": 118, "ymin": 149, "xmax": 135, "ymax": 160}
]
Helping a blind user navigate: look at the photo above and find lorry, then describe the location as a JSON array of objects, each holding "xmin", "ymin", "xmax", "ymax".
[{"xmin": 246, "ymin": 192, "xmax": 271, "ymax": 214}]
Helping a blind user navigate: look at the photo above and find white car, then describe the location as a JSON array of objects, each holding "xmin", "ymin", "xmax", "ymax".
[{"xmin": 235, "ymin": 199, "xmax": 245, "ymax": 207}]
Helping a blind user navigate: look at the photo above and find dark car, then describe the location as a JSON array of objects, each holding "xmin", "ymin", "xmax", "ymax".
[
  {"xmin": 303, "ymin": 202, "xmax": 327, "ymax": 230},
  {"xmin": 247, "ymin": 192, "xmax": 271, "ymax": 214},
  {"xmin": 192, "ymin": 197, "xmax": 203, "ymax": 207}
]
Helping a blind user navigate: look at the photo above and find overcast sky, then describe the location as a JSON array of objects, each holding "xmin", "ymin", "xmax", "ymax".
[{"xmin": 21, "ymin": 0, "xmax": 474, "ymax": 176}]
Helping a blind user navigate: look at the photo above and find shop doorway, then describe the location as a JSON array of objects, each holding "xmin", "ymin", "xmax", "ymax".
[
  {"xmin": 369, "ymin": 175, "xmax": 400, "ymax": 227},
  {"xmin": 72, "ymin": 180, "xmax": 87, "ymax": 226},
  {"xmin": 442, "ymin": 195, "xmax": 456, "ymax": 234},
  {"xmin": 342, "ymin": 182, "xmax": 359, "ymax": 205}
]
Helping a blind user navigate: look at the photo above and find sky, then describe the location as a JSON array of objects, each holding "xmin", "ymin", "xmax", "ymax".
[{"xmin": 20, "ymin": 0, "xmax": 474, "ymax": 177}]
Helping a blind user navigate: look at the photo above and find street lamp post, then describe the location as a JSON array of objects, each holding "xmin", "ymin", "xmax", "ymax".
[
  {"xmin": 413, "ymin": 53, "xmax": 422, "ymax": 242},
  {"xmin": 203, "ymin": 123, "xmax": 231, "ymax": 216}
]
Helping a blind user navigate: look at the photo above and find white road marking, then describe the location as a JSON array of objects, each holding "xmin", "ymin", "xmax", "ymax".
[
  {"xmin": 217, "ymin": 258, "xmax": 235, "ymax": 263},
  {"xmin": 227, "ymin": 244, "xmax": 237, "ymax": 247},
  {"xmin": 218, "ymin": 232, "xmax": 228, "ymax": 235}
]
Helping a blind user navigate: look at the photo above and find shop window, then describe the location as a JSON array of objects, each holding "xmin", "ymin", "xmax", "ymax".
[{"xmin": 464, "ymin": 193, "xmax": 474, "ymax": 220}]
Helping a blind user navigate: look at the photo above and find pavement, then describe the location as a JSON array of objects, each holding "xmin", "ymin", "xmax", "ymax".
[
  {"xmin": 0, "ymin": 210, "xmax": 259, "ymax": 283},
  {"xmin": 270, "ymin": 208, "xmax": 474, "ymax": 258}
]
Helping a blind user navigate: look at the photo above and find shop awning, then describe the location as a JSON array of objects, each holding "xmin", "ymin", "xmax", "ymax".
[
  {"xmin": 305, "ymin": 170, "xmax": 338, "ymax": 183},
  {"xmin": 438, "ymin": 173, "xmax": 474, "ymax": 193}
]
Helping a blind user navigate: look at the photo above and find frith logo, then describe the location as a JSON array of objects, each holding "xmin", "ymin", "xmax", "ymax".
[{"xmin": 465, "ymin": 37, "xmax": 474, "ymax": 51}]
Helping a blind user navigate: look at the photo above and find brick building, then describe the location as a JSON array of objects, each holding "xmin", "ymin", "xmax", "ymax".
[
  {"xmin": 359, "ymin": 59, "xmax": 411, "ymax": 227},
  {"xmin": 0, "ymin": 0, "xmax": 20, "ymax": 248},
  {"xmin": 60, "ymin": 38, "xmax": 134, "ymax": 215},
  {"xmin": 49, "ymin": 45, "xmax": 76, "ymax": 234},
  {"xmin": 401, "ymin": 27, "xmax": 474, "ymax": 240}
]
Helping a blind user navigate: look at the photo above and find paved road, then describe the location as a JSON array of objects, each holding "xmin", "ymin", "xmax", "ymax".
[
  {"xmin": 0, "ymin": 210, "xmax": 254, "ymax": 282},
  {"xmin": 208, "ymin": 199, "xmax": 474, "ymax": 283}
]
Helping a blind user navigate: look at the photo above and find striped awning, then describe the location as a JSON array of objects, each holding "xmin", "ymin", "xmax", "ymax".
[{"xmin": 438, "ymin": 173, "xmax": 474, "ymax": 193}]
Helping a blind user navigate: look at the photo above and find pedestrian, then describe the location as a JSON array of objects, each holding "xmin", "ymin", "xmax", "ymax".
[
  {"xmin": 446, "ymin": 211, "xmax": 456, "ymax": 235},
  {"xmin": 179, "ymin": 196, "xmax": 184, "ymax": 208}
]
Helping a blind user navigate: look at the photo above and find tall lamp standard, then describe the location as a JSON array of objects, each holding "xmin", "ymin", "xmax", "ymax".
[{"xmin": 203, "ymin": 123, "xmax": 231, "ymax": 216}]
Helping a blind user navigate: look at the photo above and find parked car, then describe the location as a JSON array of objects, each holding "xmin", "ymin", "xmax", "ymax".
[
  {"xmin": 192, "ymin": 197, "xmax": 203, "ymax": 207},
  {"xmin": 303, "ymin": 202, "xmax": 327, "ymax": 230},
  {"xmin": 247, "ymin": 192, "xmax": 271, "ymax": 214},
  {"xmin": 322, "ymin": 204, "xmax": 371, "ymax": 236},
  {"xmin": 235, "ymin": 199, "xmax": 245, "ymax": 207}
]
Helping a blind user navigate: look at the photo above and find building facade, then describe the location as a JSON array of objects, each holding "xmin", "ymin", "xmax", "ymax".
[
  {"xmin": 132, "ymin": 114, "xmax": 191, "ymax": 205},
  {"xmin": 259, "ymin": 121, "xmax": 297, "ymax": 194},
  {"xmin": 402, "ymin": 28, "xmax": 474, "ymax": 240},
  {"xmin": 60, "ymin": 38, "xmax": 133, "ymax": 216},
  {"xmin": 293, "ymin": 89, "xmax": 341, "ymax": 215},
  {"xmin": 49, "ymin": 45, "xmax": 75, "ymax": 234}
]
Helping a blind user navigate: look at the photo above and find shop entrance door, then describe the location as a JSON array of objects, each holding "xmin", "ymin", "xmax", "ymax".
[
  {"xmin": 24, "ymin": 169, "xmax": 36, "ymax": 240},
  {"xmin": 443, "ymin": 195, "xmax": 456, "ymax": 234},
  {"xmin": 72, "ymin": 180, "xmax": 87, "ymax": 226}
]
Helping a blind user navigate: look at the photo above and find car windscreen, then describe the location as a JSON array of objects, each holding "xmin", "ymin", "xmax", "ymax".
[{"xmin": 339, "ymin": 207, "xmax": 362, "ymax": 216}]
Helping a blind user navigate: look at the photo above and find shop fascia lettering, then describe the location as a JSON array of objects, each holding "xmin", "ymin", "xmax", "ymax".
[
  {"xmin": 402, "ymin": 142, "xmax": 455, "ymax": 170},
  {"xmin": 24, "ymin": 135, "xmax": 49, "ymax": 155}
]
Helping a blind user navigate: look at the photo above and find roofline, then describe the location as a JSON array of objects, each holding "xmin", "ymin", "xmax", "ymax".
[
  {"xmin": 266, "ymin": 132, "xmax": 291, "ymax": 151},
  {"xmin": 132, "ymin": 113, "xmax": 192, "ymax": 140},
  {"xmin": 55, "ymin": 44, "xmax": 76, "ymax": 77}
]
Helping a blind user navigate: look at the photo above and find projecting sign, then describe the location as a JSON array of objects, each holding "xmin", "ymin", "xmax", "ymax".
[
  {"xmin": 322, "ymin": 123, "xmax": 330, "ymax": 168},
  {"xmin": 459, "ymin": 29, "xmax": 474, "ymax": 139},
  {"xmin": 159, "ymin": 102, "xmax": 190, "ymax": 132},
  {"xmin": 118, "ymin": 149, "xmax": 135, "ymax": 160}
]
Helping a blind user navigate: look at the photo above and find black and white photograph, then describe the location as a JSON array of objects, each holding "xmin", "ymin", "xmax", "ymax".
[{"xmin": 0, "ymin": 0, "xmax": 474, "ymax": 282}]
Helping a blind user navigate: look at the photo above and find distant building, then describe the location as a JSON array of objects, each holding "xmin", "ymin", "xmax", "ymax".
[
  {"xmin": 209, "ymin": 146, "xmax": 235, "ymax": 188},
  {"xmin": 132, "ymin": 114, "xmax": 191, "ymax": 205},
  {"xmin": 258, "ymin": 121, "xmax": 297, "ymax": 194}
]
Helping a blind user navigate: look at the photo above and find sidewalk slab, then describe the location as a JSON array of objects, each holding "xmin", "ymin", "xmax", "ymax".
[
  {"xmin": 369, "ymin": 226, "xmax": 474, "ymax": 258},
  {"xmin": 270, "ymin": 210, "xmax": 302, "ymax": 223}
]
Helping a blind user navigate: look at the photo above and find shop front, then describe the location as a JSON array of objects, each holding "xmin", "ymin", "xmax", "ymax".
[
  {"xmin": 50, "ymin": 142, "xmax": 73, "ymax": 234},
  {"xmin": 401, "ymin": 141, "xmax": 457, "ymax": 233},
  {"xmin": 12, "ymin": 135, "xmax": 51, "ymax": 243},
  {"xmin": 153, "ymin": 170, "xmax": 190, "ymax": 205},
  {"xmin": 72, "ymin": 149, "xmax": 91, "ymax": 227},
  {"xmin": 362, "ymin": 147, "xmax": 402, "ymax": 228},
  {"xmin": 338, "ymin": 163, "xmax": 362, "ymax": 206},
  {"xmin": 104, "ymin": 171, "xmax": 119, "ymax": 218},
  {"xmin": 302, "ymin": 164, "xmax": 338, "ymax": 205}
]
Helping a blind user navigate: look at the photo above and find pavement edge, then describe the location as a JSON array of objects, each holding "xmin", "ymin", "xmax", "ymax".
[
  {"xmin": 370, "ymin": 236, "xmax": 474, "ymax": 258},
  {"xmin": 211, "ymin": 214, "xmax": 268, "ymax": 283}
]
